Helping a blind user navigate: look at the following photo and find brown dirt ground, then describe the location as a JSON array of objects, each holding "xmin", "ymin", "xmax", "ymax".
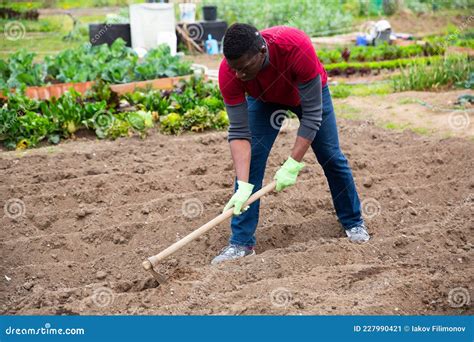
[
  {"xmin": 0, "ymin": 105, "xmax": 473, "ymax": 315},
  {"xmin": 388, "ymin": 10, "xmax": 470, "ymax": 37},
  {"xmin": 337, "ymin": 89, "xmax": 474, "ymax": 139}
]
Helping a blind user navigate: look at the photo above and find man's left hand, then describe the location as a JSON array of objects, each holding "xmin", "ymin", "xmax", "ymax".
[{"xmin": 274, "ymin": 156, "xmax": 305, "ymax": 192}]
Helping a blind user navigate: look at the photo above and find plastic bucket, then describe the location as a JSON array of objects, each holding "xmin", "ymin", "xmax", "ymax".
[
  {"xmin": 202, "ymin": 6, "xmax": 217, "ymax": 21},
  {"xmin": 129, "ymin": 3, "xmax": 176, "ymax": 51},
  {"xmin": 179, "ymin": 3, "xmax": 196, "ymax": 23}
]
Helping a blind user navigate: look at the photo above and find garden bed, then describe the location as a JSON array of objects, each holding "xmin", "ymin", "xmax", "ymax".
[
  {"xmin": 0, "ymin": 76, "xmax": 225, "ymax": 150},
  {"xmin": 1, "ymin": 39, "xmax": 192, "ymax": 91},
  {"xmin": 326, "ymin": 56, "xmax": 443, "ymax": 77}
]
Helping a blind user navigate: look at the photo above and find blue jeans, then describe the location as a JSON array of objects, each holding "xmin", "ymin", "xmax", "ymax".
[{"xmin": 229, "ymin": 85, "xmax": 363, "ymax": 247}]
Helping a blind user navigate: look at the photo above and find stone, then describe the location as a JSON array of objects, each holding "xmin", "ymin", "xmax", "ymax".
[
  {"xmin": 96, "ymin": 271, "xmax": 107, "ymax": 280},
  {"xmin": 23, "ymin": 282, "xmax": 34, "ymax": 291}
]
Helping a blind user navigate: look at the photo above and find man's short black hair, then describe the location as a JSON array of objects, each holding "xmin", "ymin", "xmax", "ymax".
[{"xmin": 223, "ymin": 23, "xmax": 264, "ymax": 60}]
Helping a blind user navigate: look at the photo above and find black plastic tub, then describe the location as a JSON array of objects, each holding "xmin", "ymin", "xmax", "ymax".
[
  {"xmin": 89, "ymin": 23, "xmax": 131, "ymax": 47},
  {"xmin": 202, "ymin": 6, "xmax": 217, "ymax": 21}
]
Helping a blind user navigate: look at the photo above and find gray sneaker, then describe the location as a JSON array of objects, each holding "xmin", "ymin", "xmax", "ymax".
[
  {"xmin": 345, "ymin": 224, "xmax": 370, "ymax": 243},
  {"xmin": 211, "ymin": 244, "xmax": 255, "ymax": 265}
]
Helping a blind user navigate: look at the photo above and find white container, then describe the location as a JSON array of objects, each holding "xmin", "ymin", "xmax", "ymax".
[
  {"xmin": 129, "ymin": 3, "xmax": 176, "ymax": 52},
  {"xmin": 157, "ymin": 31, "xmax": 177, "ymax": 56},
  {"xmin": 179, "ymin": 3, "xmax": 196, "ymax": 23}
]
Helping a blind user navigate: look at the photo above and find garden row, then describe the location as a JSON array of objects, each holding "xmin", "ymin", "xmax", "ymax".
[
  {"xmin": 0, "ymin": 38, "xmax": 192, "ymax": 89},
  {"xmin": 317, "ymin": 41, "xmax": 445, "ymax": 65},
  {"xmin": 329, "ymin": 54, "xmax": 472, "ymax": 99},
  {"xmin": 325, "ymin": 56, "xmax": 444, "ymax": 76},
  {"xmin": 0, "ymin": 76, "xmax": 227, "ymax": 150},
  {"xmin": 317, "ymin": 28, "xmax": 474, "ymax": 67}
]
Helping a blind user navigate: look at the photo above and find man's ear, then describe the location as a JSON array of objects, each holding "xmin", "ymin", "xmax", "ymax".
[{"xmin": 260, "ymin": 45, "xmax": 267, "ymax": 55}]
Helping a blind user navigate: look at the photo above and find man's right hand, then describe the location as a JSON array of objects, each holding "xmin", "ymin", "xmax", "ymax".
[{"xmin": 223, "ymin": 180, "xmax": 254, "ymax": 215}]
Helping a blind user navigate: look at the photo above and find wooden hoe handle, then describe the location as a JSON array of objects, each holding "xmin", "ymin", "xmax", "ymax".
[{"xmin": 142, "ymin": 181, "xmax": 276, "ymax": 270}]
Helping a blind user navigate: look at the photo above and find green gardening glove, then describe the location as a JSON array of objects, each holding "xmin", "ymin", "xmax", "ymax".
[
  {"xmin": 274, "ymin": 156, "xmax": 305, "ymax": 192},
  {"xmin": 223, "ymin": 180, "xmax": 255, "ymax": 215}
]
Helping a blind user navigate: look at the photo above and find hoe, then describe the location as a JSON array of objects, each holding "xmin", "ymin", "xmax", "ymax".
[{"xmin": 142, "ymin": 181, "xmax": 277, "ymax": 284}]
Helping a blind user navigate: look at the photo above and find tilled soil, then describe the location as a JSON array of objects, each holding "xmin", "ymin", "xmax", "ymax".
[{"xmin": 0, "ymin": 118, "xmax": 473, "ymax": 315}]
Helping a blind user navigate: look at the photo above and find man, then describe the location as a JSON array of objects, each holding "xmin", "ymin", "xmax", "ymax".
[{"xmin": 212, "ymin": 23, "xmax": 370, "ymax": 265}]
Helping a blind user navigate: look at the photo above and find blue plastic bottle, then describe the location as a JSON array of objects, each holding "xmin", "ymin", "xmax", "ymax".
[{"xmin": 205, "ymin": 34, "xmax": 219, "ymax": 55}]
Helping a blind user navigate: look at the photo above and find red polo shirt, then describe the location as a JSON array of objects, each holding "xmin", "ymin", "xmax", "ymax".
[{"xmin": 218, "ymin": 26, "xmax": 327, "ymax": 107}]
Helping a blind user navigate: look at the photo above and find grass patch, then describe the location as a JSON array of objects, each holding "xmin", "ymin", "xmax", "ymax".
[
  {"xmin": 0, "ymin": 33, "xmax": 84, "ymax": 60},
  {"xmin": 79, "ymin": 14, "xmax": 108, "ymax": 24},
  {"xmin": 0, "ymin": 15, "xmax": 75, "ymax": 33},
  {"xmin": 380, "ymin": 121, "xmax": 431, "ymax": 135},
  {"xmin": 382, "ymin": 122, "xmax": 410, "ymax": 131},
  {"xmin": 409, "ymin": 127, "xmax": 430, "ymax": 135},
  {"xmin": 330, "ymin": 85, "xmax": 351, "ymax": 99},
  {"xmin": 334, "ymin": 103, "xmax": 362, "ymax": 120},
  {"xmin": 397, "ymin": 97, "xmax": 418, "ymax": 105},
  {"xmin": 331, "ymin": 82, "xmax": 393, "ymax": 99}
]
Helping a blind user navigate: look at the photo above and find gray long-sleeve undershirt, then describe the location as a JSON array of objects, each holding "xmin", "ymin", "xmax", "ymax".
[{"xmin": 225, "ymin": 75, "xmax": 323, "ymax": 143}]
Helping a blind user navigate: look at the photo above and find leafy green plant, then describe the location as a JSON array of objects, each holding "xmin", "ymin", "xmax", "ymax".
[
  {"xmin": 0, "ymin": 50, "xmax": 45, "ymax": 88},
  {"xmin": 48, "ymin": 88, "xmax": 84, "ymax": 135},
  {"xmin": 160, "ymin": 112, "xmax": 182, "ymax": 135},
  {"xmin": 0, "ymin": 75, "xmax": 226, "ymax": 149},
  {"xmin": 101, "ymin": 114, "xmax": 128, "ymax": 139},
  {"xmin": 1, "ymin": 38, "xmax": 192, "ymax": 88},
  {"xmin": 134, "ymin": 45, "xmax": 191, "ymax": 80},
  {"xmin": 127, "ymin": 110, "xmax": 153, "ymax": 131},
  {"xmin": 392, "ymin": 54, "xmax": 472, "ymax": 91}
]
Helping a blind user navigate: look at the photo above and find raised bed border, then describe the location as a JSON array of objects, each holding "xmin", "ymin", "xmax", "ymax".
[{"xmin": 10, "ymin": 75, "xmax": 195, "ymax": 100}]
